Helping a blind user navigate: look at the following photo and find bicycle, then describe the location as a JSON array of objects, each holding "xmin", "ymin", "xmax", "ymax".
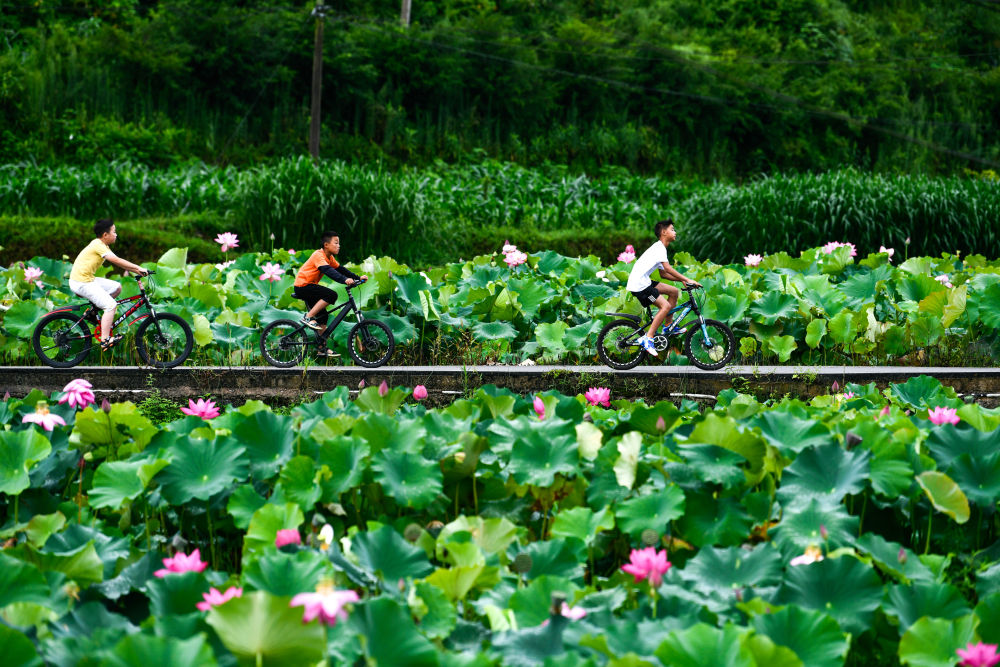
[
  {"xmin": 258, "ymin": 278, "xmax": 395, "ymax": 368},
  {"xmin": 596, "ymin": 284, "xmax": 736, "ymax": 371},
  {"xmin": 32, "ymin": 270, "xmax": 194, "ymax": 369}
]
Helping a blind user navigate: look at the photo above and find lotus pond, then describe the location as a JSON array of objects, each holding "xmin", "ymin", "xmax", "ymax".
[
  {"xmin": 2, "ymin": 374, "xmax": 1000, "ymax": 665},
  {"xmin": 3, "ymin": 242, "xmax": 1000, "ymax": 367}
]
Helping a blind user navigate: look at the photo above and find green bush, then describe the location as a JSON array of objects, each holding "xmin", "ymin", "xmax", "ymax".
[{"xmin": 0, "ymin": 214, "xmax": 229, "ymax": 266}]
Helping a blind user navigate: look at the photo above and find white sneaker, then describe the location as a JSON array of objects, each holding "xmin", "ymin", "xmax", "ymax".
[{"xmin": 638, "ymin": 335, "xmax": 658, "ymax": 357}]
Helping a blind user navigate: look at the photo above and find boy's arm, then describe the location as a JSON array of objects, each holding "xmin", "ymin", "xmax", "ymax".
[
  {"xmin": 658, "ymin": 262, "xmax": 700, "ymax": 286},
  {"xmin": 104, "ymin": 253, "xmax": 148, "ymax": 275}
]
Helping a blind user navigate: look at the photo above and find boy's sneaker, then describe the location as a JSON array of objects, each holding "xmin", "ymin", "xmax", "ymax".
[
  {"xmin": 661, "ymin": 324, "xmax": 687, "ymax": 337},
  {"xmin": 315, "ymin": 347, "xmax": 340, "ymax": 358},
  {"xmin": 638, "ymin": 335, "xmax": 659, "ymax": 357},
  {"xmin": 99, "ymin": 335, "xmax": 124, "ymax": 352},
  {"xmin": 300, "ymin": 315, "xmax": 325, "ymax": 331}
]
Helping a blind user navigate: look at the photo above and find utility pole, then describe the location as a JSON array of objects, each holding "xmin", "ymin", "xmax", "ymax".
[
  {"xmin": 309, "ymin": 0, "xmax": 326, "ymax": 161},
  {"xmin": 401, "ymin": 0, "xmax": 411, "ymax": 27}
]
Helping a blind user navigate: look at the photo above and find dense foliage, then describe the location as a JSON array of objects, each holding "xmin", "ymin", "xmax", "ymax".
[
  {"xmin": 3, "ymin": 1, "xmax": 1000, "ymax": 175},
  {"xmin": 2, "ymin": 160, "xmax": 999, "ymax": 265},
  {"xmin": 1, "ymin": 377, "xmax": 999, "ymax": 665},
  {"xmin": 4, "ymin": 242, "xmax": 1000, "ymax": 367}
]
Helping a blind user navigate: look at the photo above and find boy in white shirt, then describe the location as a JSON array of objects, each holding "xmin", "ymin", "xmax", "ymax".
[{"xmin": 624, "ymin": 219, "xmax": 701, "ymax": 357}]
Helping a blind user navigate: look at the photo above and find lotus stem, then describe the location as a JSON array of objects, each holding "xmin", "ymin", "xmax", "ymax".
[{"xmin": 924, "ymin": 510, "xmax": 932, "ymax": 555}]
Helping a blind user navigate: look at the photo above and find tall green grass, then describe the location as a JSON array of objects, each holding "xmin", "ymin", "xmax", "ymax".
[{"xmin": 2, "ymin": 160, "xmax": 998, "ymax": 264}]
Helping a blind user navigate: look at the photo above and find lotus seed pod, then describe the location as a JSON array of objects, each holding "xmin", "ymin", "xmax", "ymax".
[
  {"xmin": 512, "ymin": 553, "xmax": 533, "ymax": 574},
  {"xmin": 641, "ymin": 529, "xmax": 660, "ymax": 546},
  {"xmin": 404, "ymin": 523, "xmax": 423, "ymax": 542},
  {"xmin": 845, "ymin": 431, "xmax": 862, "ymax": 448},
  {"xmin": 426, "ymin": 520, "xmax": 444, "ymax": 538},
  {"xmin": 171, "ymin": 532, "xmax": 189, "ymax": 553}
]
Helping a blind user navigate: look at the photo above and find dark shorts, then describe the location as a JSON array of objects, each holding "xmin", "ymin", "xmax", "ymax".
[
  {"xmin": 293, "ymin": 284, "xmax": 337, "ymax": 324},
  {"xmin": 630, "ymin": 281, "xmax": 661, "ymax": 306}
]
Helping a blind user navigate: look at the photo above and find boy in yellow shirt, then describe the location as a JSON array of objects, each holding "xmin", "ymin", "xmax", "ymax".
[{"xmin": 69, "ymin": 219, "xmax": 148, "ymax": 350}]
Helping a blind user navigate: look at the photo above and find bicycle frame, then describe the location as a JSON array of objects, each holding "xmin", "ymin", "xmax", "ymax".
[
  {"xmin": 606, "ymin": 287, "xmax": 714, "ymax": 346},
  {"xmin": 314, "ymin": 287, "xmax": 363, "ymax": 340},
  {"xmin": 44, "ymin": 276, "xmax": 156, "ymax": 337}
]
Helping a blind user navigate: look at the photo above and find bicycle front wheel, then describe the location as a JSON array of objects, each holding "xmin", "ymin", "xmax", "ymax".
[
  {"xmin": 136, "ymin": 313, "xmax": 194, "ymax": 368},
  {"xmin": 597, "ymin": 319, "xmax": 647, "ymax": 370},
  {"xmin": 259, "ymin": 319, "xmax": 309, "ymax": 368},
  {"xmin": 683, "ymin": 319, "xmax": 736, "ymax": 371},
  {"xmin": 348, "ymin": 319, "xmax": 394, "ymax": 368},
  {"xmin": 32, "ymin": 312, "xmax": 93, "ymax": 368}
]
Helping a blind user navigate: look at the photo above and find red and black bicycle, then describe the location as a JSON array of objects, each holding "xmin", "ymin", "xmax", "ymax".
[{"xmin": 31, "ymin": 270, "xmax": 193, "ymax": 368}]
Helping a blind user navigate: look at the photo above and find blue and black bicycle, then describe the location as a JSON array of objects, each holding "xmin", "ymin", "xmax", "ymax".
[{"xmin": 597, "ymin": 284, "xmax": 735, "ymax": 370}]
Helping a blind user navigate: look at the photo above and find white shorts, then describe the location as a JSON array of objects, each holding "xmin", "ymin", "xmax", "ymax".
[{"xmin": 69, "ymin": 277, "xmax": 119, "ymax": 311}]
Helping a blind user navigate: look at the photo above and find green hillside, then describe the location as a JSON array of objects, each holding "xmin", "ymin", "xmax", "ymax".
[{"xmin": 2, "ymin": 0, "xmax": 999, "ymax": 176}]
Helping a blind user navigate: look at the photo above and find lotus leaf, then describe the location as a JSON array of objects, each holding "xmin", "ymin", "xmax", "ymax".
[
  {"xmin": 350, "ymin": 596, "xmax": 440, "ymax": 666},
  {"xmin": 776, "ymin": 555, "xmax": 883, "ymax": 636},
  {"xmin": 680, "ymin": 545, "xmax": 783, "ymax": 599},
  {"xmin": 917, "ymin": 471, "xmax": 970, "ymax": 524},
  {"xmin": 776, "ymin": 443, "xmax": 870, "ymax": 511},
  {"xmin": 975, "ymin": 593, "xmax": 1000, "ymax": 644},
  {"xmin": 373, "ymin": 449, "xmax": 443, "ymax": 509},
  {"xmin": 752, "ymin": 605, "xmax": 849, "ymax": 667},
  {"xmin": 103, "ymin": 633, "xmax": 216, "ymax": 667},
  {"xmin": 156, "ymin": 434, "xmax": 248, "ymax": 504},
  {"xmin": 243, "ymin": 502, "xmax": 303, "ymax": 556},
  {"xmin": 897, "ymin": 614, "xmax": 978, "ymax": 667},
  {"xmin": 883, "ymin": 581, "xmax": 971, "ymax": 632},
  {"xmin": 0, "ymin": 428, "xmax": 52, "ymax": 496},
  {"xmin": 616, "ymin": 484, "xmax": 686, "ymax": 539},
  {"xmin": 207, "ymin": 591, "xmax": 325, "ymax": 666},
  {"xmin": 233, "ymin": 411, "xmax": 295, "ymax": 479},
  {"xmin": 241, "ymin": 550, "xmax": 326, "ymax": 597},
  {"xmin": 654, "ymin": 623, "xmax": 755, "ymax": 667},
  {"xmin": 352, "ymin": 524, "xmax": 434, "ymax": 581}
]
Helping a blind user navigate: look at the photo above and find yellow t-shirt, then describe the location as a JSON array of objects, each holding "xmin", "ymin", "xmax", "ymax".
[{"xmin": 69, "ymin": 239, "xmax": 112, "ymax": 283}]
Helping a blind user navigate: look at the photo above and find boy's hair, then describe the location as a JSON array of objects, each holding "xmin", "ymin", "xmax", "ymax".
[
  {"xmin": 94, "ymin": 218, "xmax": 115, "ymax": 238},
  {"xmin": 654, "ymin": 219, "xmax": 674, "ymax": 239},
  {"xmin": 321, "ymin": 231, "xmax": 340, "ymax": 245}
]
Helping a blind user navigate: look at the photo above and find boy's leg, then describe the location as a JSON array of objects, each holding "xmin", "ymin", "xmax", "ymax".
[
  {"xmin": 654, "ymin": 283, "xmax": 679, "ymax": 329},
  {"xmin": 647, "ymin": 295, "xmax": 671, "ymax": 338},
  {"xmin": 73, "ymin": 279, "xmax": 119, "ymax": 342}
]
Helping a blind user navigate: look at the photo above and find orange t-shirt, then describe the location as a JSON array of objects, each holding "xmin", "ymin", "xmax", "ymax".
[{"xmin": 294, "ymin": 249, "xmax": 341, "ymax": 287}]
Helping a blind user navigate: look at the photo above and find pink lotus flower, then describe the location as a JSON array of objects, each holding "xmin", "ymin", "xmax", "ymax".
[
  {"xmin": 214, "ymin": 260, "xmax": 235, "ymax": 271},
  {"xmin": 831, "ymin": 381, "xmax": 839, "ymax": 392},
  {"xmin": 744, "ymin": 253, "xmax": 762, "ymax": 268},
  {"xmin": 275, "ymin": 529, "xmax": 301, "ymax": 548},
  {"xmin": 821, "ymin": 241, "xmax": 857, "ymax": 257},
  {"xmin": 259, "ymin": 262, "xmax": 285, "ymax": 282},
  {"xmin": 58, "ymin": 378, "xmax": 96, "ymax": 410},
  {"xmin": 154, "ymin": 549, "xmax": 208, "ymax": 578},
  {"xmin": 533, "ymin": 396, "xmax": 545, "ymax": 420},
  {"xmin": 879, "ymin": 246, "xmax": 894, "ymax": 262},
  {"xmin": 655, "ymin": 416, "xmax": 666, "ymax": 432},
  {"xmin": 22, "ymin": 401, "xmax": 67, "ymax": 432},
  {"xmin": 789, "ymin": 545, "xmax": 824, "ymax": 567},
  {"xmin": 584, "ymin": 387, "xmax": 611, "ymax": 408},
  {"xmin": 502, "ymin": 240, "xmax": 517, "ymax": 254},
  {"xmin": 877, "ymin": 405, "xmax": 890, "ymax": 420},
  {"xmin": 23, "ymin": 266, "xmax": 43, "ymax": 285},
  {"xmin": 504, "ymin": 250, "xmax": 528, "ymax": 268},
  {"xmin": 378, "ymin": 381, "xmax": 389, "ymax": 397},
  {"xmin": 621, "ymin": 547, "xmax": 671, "ymax": 587},
  {"xmin": 197, "ymin": 586, "xmax": 243, "ymax": 611},
  {"xmin": 413, "ymin": 385, "xmax": 428, "ymax": 400},
  {"xmin": 288, "ymin": 249, "xmax": 296, "ymax": 255},
  {"xmin": 957, "ymin": 642, "xmax": 1000, "ymax": 667},
  {"xmin": 541, "ymin": 602, "xmax": 587, "ymax": 626},
  {"xmin": 618, "ymin": 245, "xmax": 636, "ymax": 263},
  {"xmin": 927, "ymin": 406, "xmax": 960, "ymax": 426},
  {"xmin": 215, "ymin": 232, "xmax": 240, "ymax": 253},
  {"xmin": 181, "ymin": 398, "xmax": 220, "ymax": 420},
  {"xmin": 934, "ymin": 274, "xmax": 954, "ymax": 289},
  {"xmin": 840, "ymin": 391, "xmax": 856, "ymax": 401},
  {"xmin": 290, "ymin": 583, "xmax": 360, "ymax": 626}
]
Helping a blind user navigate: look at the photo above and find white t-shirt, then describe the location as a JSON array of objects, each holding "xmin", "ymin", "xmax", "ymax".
[{"xmin": 626, "ymin": 241, "xmax": 669, "ymax": 292}]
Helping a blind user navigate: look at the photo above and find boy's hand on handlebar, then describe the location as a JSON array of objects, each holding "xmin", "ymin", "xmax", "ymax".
[{"xmin": 685, "ymin": 280, "xmax": 702, "ymax": 289}]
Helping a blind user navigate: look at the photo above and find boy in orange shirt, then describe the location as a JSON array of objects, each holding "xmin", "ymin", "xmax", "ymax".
[{"xmin": 293, "ymin": 231, "xmax": 366, "ymax": 356}]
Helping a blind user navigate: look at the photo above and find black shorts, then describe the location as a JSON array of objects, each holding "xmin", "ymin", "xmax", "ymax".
[
  {"xmin": 630, "ymin": 281, "xmax": 661, "ymax": 306},
  {"xmin": 293, "ymin": 284, "xmax": 338, "ymax": 323}
]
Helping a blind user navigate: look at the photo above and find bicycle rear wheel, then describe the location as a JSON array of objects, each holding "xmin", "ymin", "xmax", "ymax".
[
  {"xmin": 348, "ymin": 319, "xmax": 394, "ymax": 368},
  {"xmin": 32, "ymin": 312, "xmax": 93, "ymax": 368},
  {"xmin": 683, "ymin": 319, "xmax": 736, "ymax": 370},
  {"xmin": 259, "ymin": 319, "xmax": 309, "ymax": 368},
  {"xmin": 136, "ymin": 313, "xmax": 194, "ymax": 368},
  {"xmin": 597, "ymin": 319, "xmax": 647, "ymax": 370}
]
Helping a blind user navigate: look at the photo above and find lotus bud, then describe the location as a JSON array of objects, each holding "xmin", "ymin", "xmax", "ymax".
[
  {"xmin": 318, "ymin": 524, "xmax": 334, "ymax": 550},
  {"xmin": 897, "ymin": 547, "xmax": 907, "ymax": 565},
  {"xmin": 831, "ymin": 381, "xmax": 839, "ymax": 393},
  {"xmin": 270, "ymin": 232, "xmax": 275, "ymax": 241},
  {"xmin": 905, "ymin": 237, "xmax": 911, "ymax": 245},
  {"xmin": 358, "ymin": 379, "xmax": 366, "ymax": 389},
  {"xmin": 101, "ymin": 398, "xmax": 112, "ymax": 414},
  {"xmin": 378, "ymin": 381, "xmax": 389, "ymax": 397},
  {"xmin": 656, "ymin": 415, "xmax": 667, "ymax": 432},
  {"xmin": 819, "ymin": 524, "xmax": 828, "ymax": 541},
  {"xmin": 3, "ymin": 391, "xmax": 9, "ymax": 401},
  {"xmin": 454, "ymin": 451, "xmax": 466, "ymax": 463}
]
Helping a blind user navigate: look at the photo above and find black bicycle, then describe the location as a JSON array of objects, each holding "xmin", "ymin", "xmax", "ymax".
[
  {"xmin": 597, "ymin": 284, "xmax": 735, "ymax": 371},
  {"xmin": 32, "ymin": 270, "xmax": 194, "ymax": 369},
  {"xmin": 259, "ymin": 278, "xmax": 395, "ymax": 368}
]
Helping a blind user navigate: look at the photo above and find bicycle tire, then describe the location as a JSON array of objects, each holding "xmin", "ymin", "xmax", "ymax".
[
  {"xmin": 259, "ymin": 319, "xmax": 309, "ymax": 368},
  {"xmin": 135, "ymin": 313, "xmax": 194, "ymax": 368},
  {"xmin": 683, "ymin": 319, "xmax": 736, "ymax": 371},
  {"xmin": 597, "ymin": 319, "xmax": 647, "ymax": 370},
  {"xmin": 348, "ymin": 319, "xmax": 395, "ymax": 368},
  {"xmin": 32, "ymin": 312, "xmax": 93, "ymax": 368}
]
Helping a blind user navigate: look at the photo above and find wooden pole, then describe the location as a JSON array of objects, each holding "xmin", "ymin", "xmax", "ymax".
[
  {"xmin": 309, "ymin": 0, "xmax": 325, "ymax": 160},
  {"xmin": 401, "ymin": 0, "xmax": 412, "ymax": 27}
]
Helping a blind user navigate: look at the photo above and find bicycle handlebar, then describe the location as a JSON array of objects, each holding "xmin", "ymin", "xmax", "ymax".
[
  {"xmin": 347, "ymin": 277, "xmax": 367, "ymax": 289},
  {"xmin": 682, "ymin": 283, "xmax": 702, "ymax": 291}
]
